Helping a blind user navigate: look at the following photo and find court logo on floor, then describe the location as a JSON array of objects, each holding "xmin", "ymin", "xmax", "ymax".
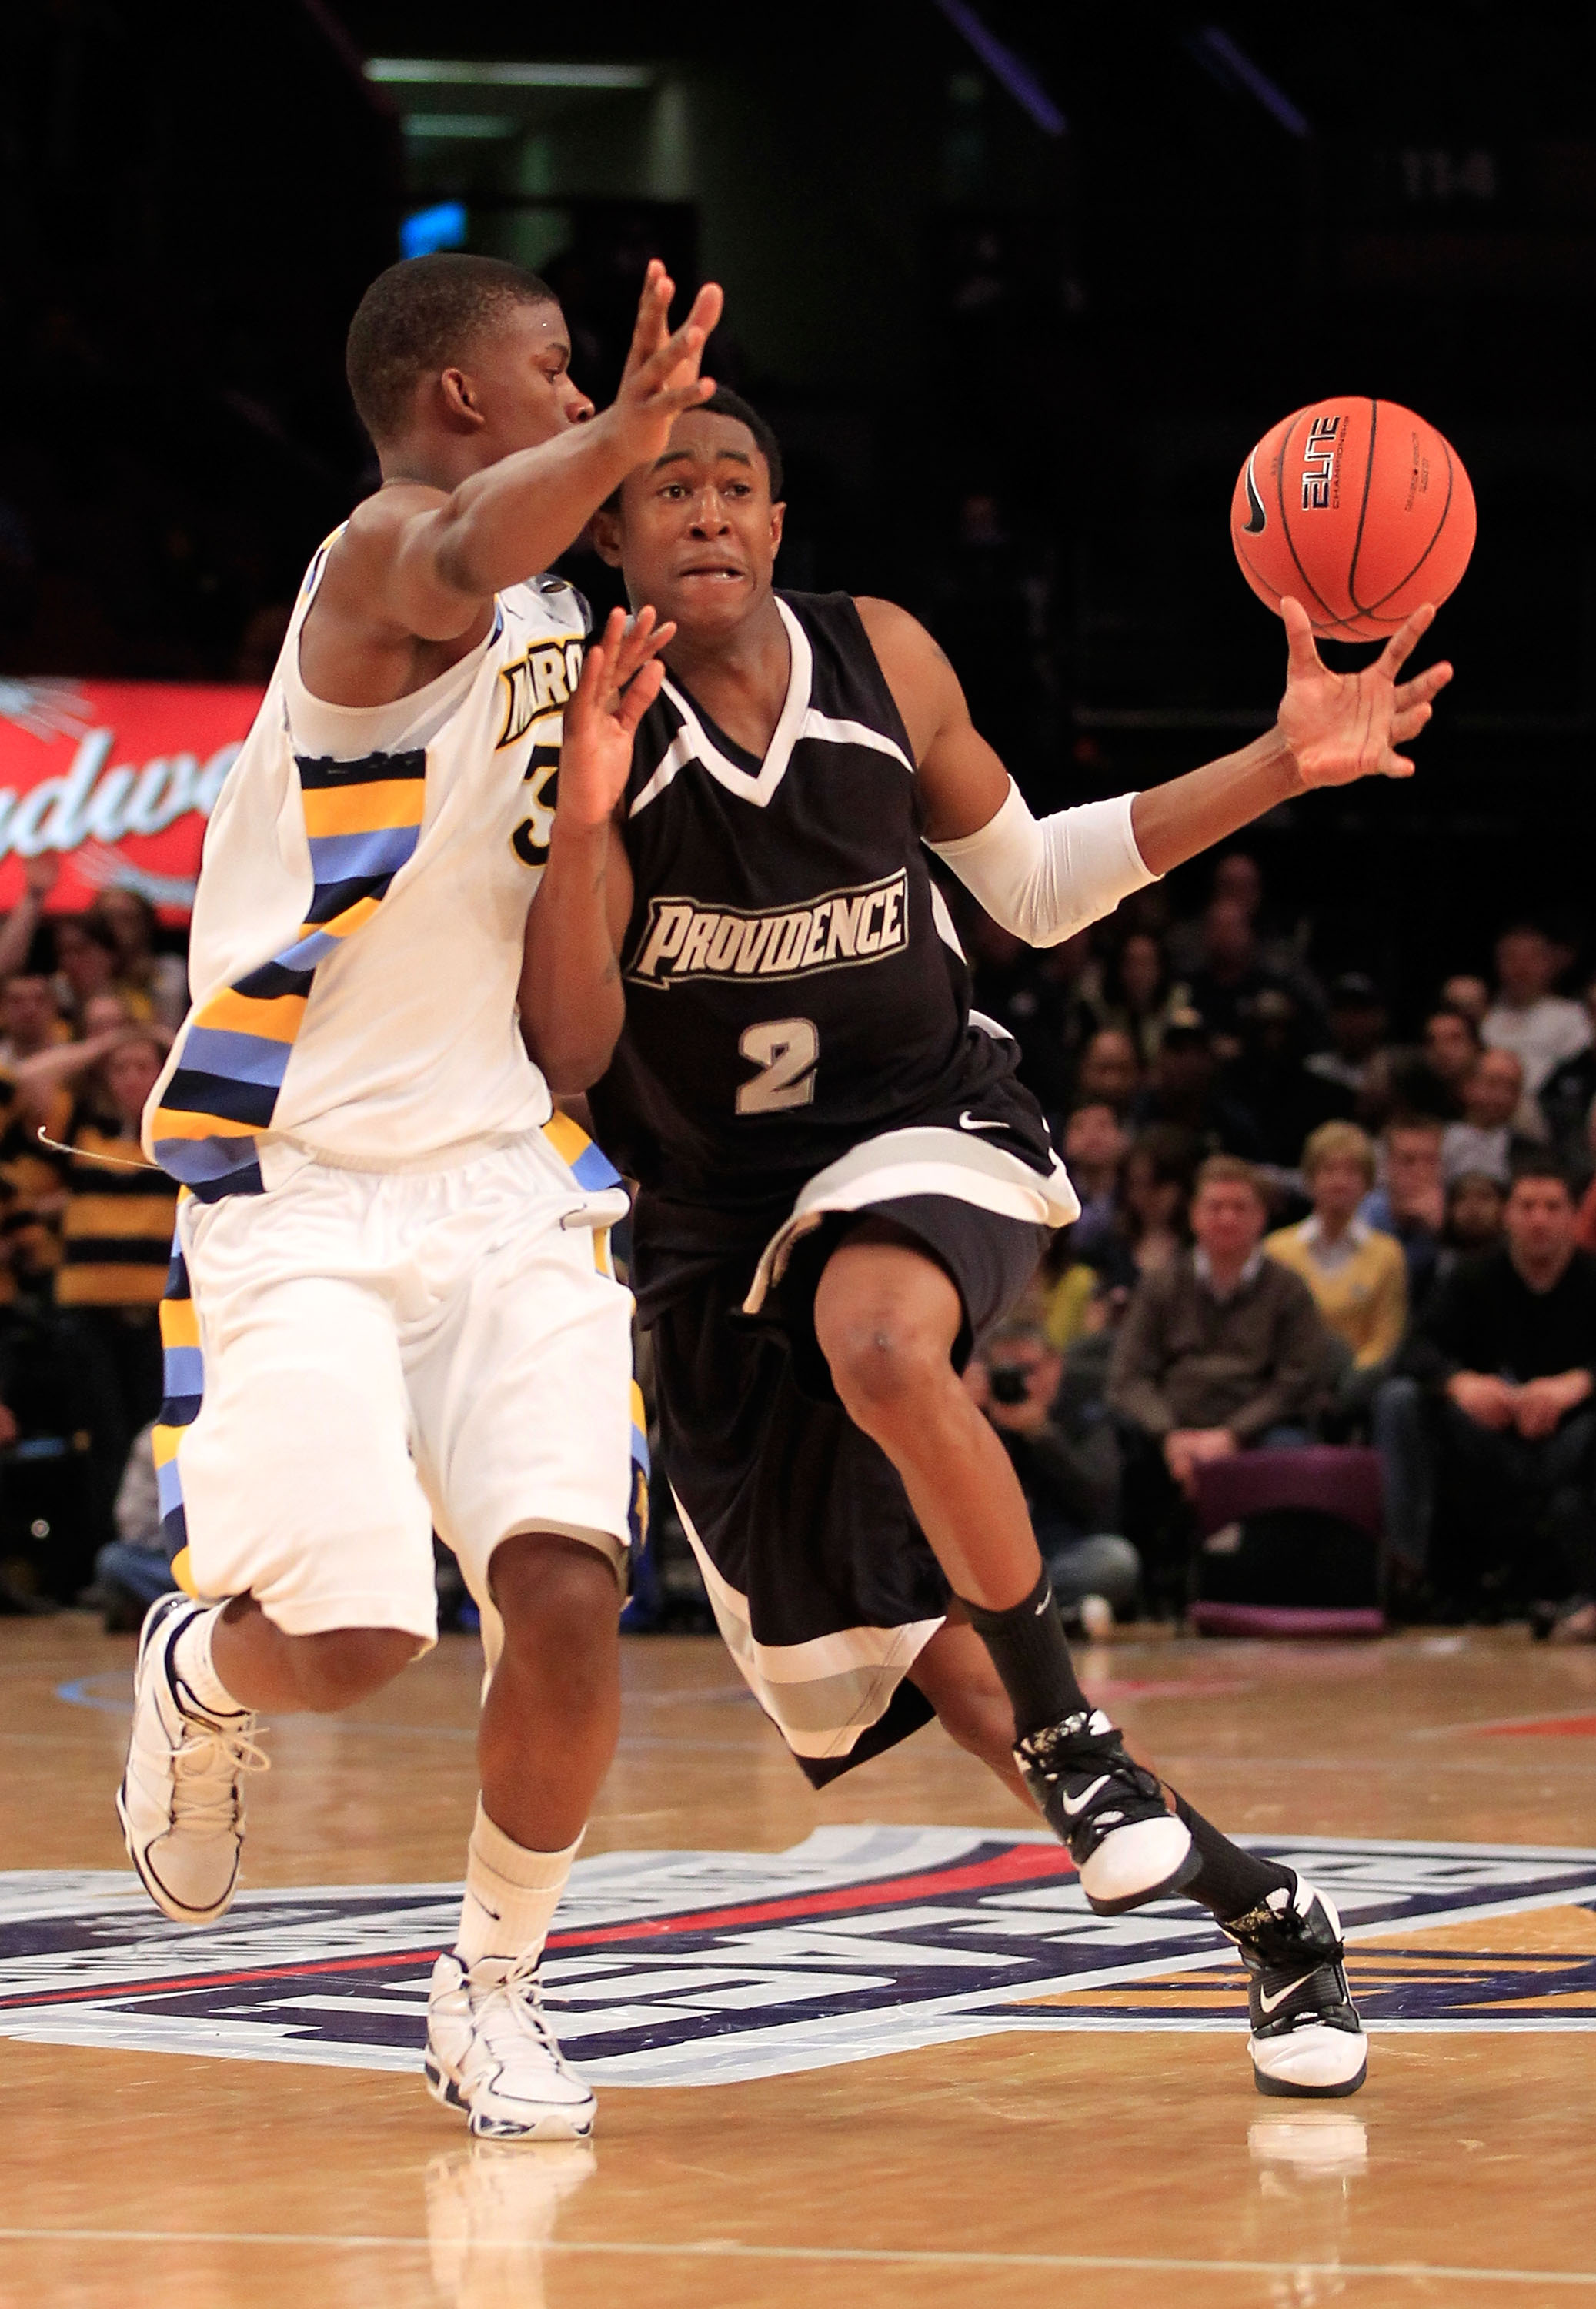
[{"xmin": 5, "ymin": 1829, "xmax": 1596, "ymax": 2085}]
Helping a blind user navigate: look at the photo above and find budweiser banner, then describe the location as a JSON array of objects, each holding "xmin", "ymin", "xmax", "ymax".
[{"xmin": 0, "ymin": 677, "xmax": 265, "ymax": 924}]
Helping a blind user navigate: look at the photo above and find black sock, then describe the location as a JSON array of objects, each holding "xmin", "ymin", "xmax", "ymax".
[
  {"xmin": 1173, "ymin": 1795, "xmax": 1294, "ymax": 1923},
  {"xmin": 957, "ymin": 1569, "xmax": 1090, "ymax": 1739}
]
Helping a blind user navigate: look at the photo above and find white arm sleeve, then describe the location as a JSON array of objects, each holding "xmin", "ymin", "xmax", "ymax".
[{"xmin": 926, "ymin": 780, "xmax": 1158, "ymax": 948}]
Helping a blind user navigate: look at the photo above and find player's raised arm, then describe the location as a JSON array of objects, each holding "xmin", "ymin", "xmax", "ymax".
[
  {"xmin": 518, "ymin": 608, "xmax": 659, "ymax": 1092},
  {"xmin": 302, "ymin": 262, "xmax": 722, "ymax": 700},
  {"xmin": 858, "ymin": 593, "xmax": 1452, "ymax": 949}
]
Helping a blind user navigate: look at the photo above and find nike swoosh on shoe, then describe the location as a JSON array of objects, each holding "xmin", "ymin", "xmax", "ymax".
[{"xmin": 1258, "ymin": 1971, "xmax": 1319, "ymax": 2016}]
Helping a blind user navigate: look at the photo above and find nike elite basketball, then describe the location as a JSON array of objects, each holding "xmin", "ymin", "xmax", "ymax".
[{"xmin": 1230, "ymin": 397, "xmax": 1476, "ymax": 640}]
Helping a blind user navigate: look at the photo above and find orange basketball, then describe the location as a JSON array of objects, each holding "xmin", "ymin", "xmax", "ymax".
[{"xmin": 1230, "ymin": 397, "xmax": 1475, "ymax": 640}]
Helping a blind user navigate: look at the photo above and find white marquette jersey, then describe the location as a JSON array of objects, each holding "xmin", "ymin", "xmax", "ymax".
[{"xmin": 145, "ymin": 535, "xmax": 586, "ymax": 1198}]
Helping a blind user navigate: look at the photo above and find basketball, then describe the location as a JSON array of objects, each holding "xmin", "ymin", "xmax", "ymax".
[{"xmin": 1230, "ymin": 396, "xmax": 1476, "ymax": 640}]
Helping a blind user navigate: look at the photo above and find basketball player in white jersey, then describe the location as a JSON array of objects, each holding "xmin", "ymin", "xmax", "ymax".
[{"xmin": 116, "ymin": 252, "xmax": 722, "ymax": 2140}]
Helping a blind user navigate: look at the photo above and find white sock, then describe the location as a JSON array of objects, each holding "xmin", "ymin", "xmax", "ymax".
[
  {"xmin": 456, "ymin": 1799, "xmax": 581, "ymax": 1971},
  {"xmin": 170, "ymin": 1604, "xmax": 249, "ymax": 1721}
]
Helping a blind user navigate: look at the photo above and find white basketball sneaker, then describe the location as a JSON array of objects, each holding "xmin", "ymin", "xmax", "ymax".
[
  {"xmin": 426, "ymin": 1952, "xmax": 596, "ymax": 2141},
  {"xmin": 116, "ymin": 1592, "xmax": 266, "ymax": 1925}
]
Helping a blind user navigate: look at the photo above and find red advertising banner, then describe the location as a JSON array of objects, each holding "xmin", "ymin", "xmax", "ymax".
[{"xmin": 0, "ymin": 677, "xmax": 265, "ymax": 924}]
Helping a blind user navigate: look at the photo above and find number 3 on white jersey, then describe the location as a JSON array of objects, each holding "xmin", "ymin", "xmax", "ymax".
[{"xmin": 736, "ymin": 1018, "xmax": 820, "ymax": 1114}]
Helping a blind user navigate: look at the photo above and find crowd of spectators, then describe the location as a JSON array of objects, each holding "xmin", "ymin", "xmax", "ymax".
[
  {"xmin": 951, "ymin": 857, "xmax": 1596, "ymax": 1642},
  {"xmin": 0, "ymin": 859, "xmax": 182, "ymax": 1619},
  {"xmin": 8, "ymin": 840, "xmax": 1596, "ymax": 1650}
]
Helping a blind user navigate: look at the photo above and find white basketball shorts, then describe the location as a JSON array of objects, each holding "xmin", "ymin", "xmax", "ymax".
[{"xmin": 166, "ymin": 1131, "xmax": 639, "ymax": 1642}]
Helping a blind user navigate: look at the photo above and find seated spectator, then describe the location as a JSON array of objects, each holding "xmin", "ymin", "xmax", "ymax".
[
  {"xmin": 1362, "ymin": 1115, "xmax": 1445, "ymax": 1314},
  {"xmin": 1168, "ymin": 850, "xmax": 1267, "ymax": 977},
  {"xmin": 1058, "ymin": 1101, "xmax": 1127, "ymax": 1260},
  {"xmin": 1266, "ymin": 1121, "xmax": 1407, "ymax": 1374},
  {"xmin": 1130, "ymin": 1009, "xmax": 1263, "ymax": 1157},
  {"xmin": 1399, "ymin": 1158, "xmax": 1596, "ymax": 1634},
  {"xmin": 1075, "ymin": 1026, "xmax": 1140, "ymax": 1120},
  {"xmin": 1227, "ymin": 986, "xmax": 1338, "ymax": 1169},
  {"xmin": 1303, "ymin": 974, "xmax": 1391, "ymax": 1118},
  {"xmin": 967, "ymin": 1315, "xmax": 1137, "ymax": 1631},
  {"xmin": 1040, "ymin": 1107, "xmax": 1129, "ymax": 1345},
  {"xmin": 50, "ymin": 1030, "xmax": 177, "ymax": 1551},
  {"xmin": 1097, "ymin": 931, "xmax": 1185, "ymax": 1068},
  {"xmin": 1441, "ymin": 973, "xmax": 1491, "ymax": 1029},
  {"xmin": 1441, "ymin": 1048, "xmax": 1542, "ymax": 1184},
  {"xmin": 1539, "ymin": 1031, "xmax": 1596, "ymax": 1182},
  {"xmin": 89, "ymin": 1420, "xmax": 179, "ymax": 1632},
  {"xmin": 1417, "ymin": 1004, "xmax": 1482, "ymax": 1119},
  {"xmin": 1441, "ymin": 1170, "xmax": 1507, "ymax": 1275},
  {"xmin": 88, "ymin": 888, "xmax": 189, "ymax": 1032},
  {"xmin": 1107, "ymin": 1154, "xmax": 1332, "ymax": 1505},
  {"xmin": 0, "ymin": 971, "xmax": 69, "ymax": 1069},
  {"xmin": 1098, "ymin": 1120, "xmax": 1201, "ymax": 1285},
  {"xmin": 1483, "ymin": 922, "xmax": 1592, "ymax": 1100},
  {"xmin": 962, "ymin": 906, "xmax": 1104, "ymax": 1122},
  {"xmin": 51, "ymin": 916, "xmax": 122, "ymax": 1028},
  {"xmin": 1184, "ymin": 897, "xmax": 1273, "ymax": 1062}
]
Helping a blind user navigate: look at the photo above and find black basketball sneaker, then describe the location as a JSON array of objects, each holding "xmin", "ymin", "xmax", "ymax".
[
  {"xmin": 1013, "ymin": 1708, "xmax": 1200, "ymax": 1915},
  {"xmin": 1224, "ymin": 1877, "xmax": 1367, "ymax": 2098}
]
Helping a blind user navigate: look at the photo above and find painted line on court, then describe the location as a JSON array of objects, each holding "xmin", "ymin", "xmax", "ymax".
[{"xmin": 2, "ymin": 2229, "xmax": 1593, "ymax": 2285}]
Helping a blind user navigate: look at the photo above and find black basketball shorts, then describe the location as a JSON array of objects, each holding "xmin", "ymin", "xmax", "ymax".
[{"xmin": 649, "ymin": 1140, "xmax": 1053, "ymax": 1787}]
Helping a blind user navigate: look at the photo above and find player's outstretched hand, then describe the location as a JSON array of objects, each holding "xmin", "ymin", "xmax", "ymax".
[
  {"xmin": 604, "ymin": 258, "xmax": 723, "ymax": 471},
  {"xmin": 553, "ymin": 605, "xmax": 676, "ymax": 838},
  {"xmin": 1277, "ymin": 597, "xmax": 1454, "ymax": 789}
]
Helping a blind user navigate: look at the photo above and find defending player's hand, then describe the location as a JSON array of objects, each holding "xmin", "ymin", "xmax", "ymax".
[
  {"xmin": 1276, "ymin": 596, "xmax": 1454, "ymax": 789},
  {"xmin": 553, "ymin": 605, "xmax": 675, "ymax": 837},
  {"xmin": 603, "ymin": 258, "xmax": 724, "ymax": 470}
]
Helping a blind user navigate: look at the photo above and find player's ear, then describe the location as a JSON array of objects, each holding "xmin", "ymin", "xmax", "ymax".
[
  {"xmin": 437, "ymin": 367, "xmax": 486, "ymax": 433},
  {"xmin": 769, "ymin": 500, "xmax": 785, "ymax": 560},
  {"xmin": 589, "ymin": 503, "xmax": 624, "ymax": 568}
]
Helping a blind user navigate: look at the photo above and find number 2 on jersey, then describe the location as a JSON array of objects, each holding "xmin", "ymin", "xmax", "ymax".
[{"xmin": 736, "ymin": 1019, "xmax": 820, "ymax": 1114}]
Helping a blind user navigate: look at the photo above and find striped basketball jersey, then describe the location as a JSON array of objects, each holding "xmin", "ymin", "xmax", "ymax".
[
  {"xmin": 144, "ymin": 536, "xmax": 588, "ymax": 1195},
  {"xmin": 590, "ymin": 591, "xmax": 1070, "ymax": 1256},
  {"xmin": 55, "ymin": 1109, "xmax": 178, "ymax": 1305}
]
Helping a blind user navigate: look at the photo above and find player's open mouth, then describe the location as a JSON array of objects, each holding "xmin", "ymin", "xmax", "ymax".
[{"xmin": 677, "ymin": 563, "xmax": 746, "ymax": 582}]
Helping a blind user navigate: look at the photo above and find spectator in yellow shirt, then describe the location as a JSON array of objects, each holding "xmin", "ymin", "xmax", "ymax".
[{"xmin": 1266, "ymin": 1121, "xmax": 1407, "ymax": 1371}]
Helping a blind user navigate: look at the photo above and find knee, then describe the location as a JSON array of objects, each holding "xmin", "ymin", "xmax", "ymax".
[
  {"xmin": 492, "ymin": 1534, "xmax": 619, "ymax": 1711},
  {"xmin": 816, "ymin": 1304, "xmax": 952, "ymax": 1433},
  {"xmin": 289, "ymin": 1626, "xmax": 422, "ymax": 1712}
]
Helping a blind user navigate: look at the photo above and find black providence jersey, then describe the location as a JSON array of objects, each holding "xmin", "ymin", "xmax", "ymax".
[{"xmin": 589, "ymin": 592, "xmax": 1059, "ymax": 1275}]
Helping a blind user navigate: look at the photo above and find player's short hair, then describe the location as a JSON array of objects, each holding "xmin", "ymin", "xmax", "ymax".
[
  {"xmin": 1193, "ymin": 1153, "xmax": 1266, "ymax": 1204},
  {"xmin": 345, "ymin": 253, "xmax": 558, "ymax": 443},
  {"xmin": 696, "ymin": 389, "xmax": 784, "ymax": 499}
]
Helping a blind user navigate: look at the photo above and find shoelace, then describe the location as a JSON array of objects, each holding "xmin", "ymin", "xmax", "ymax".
[
  {"xmin": 170, "ymin": 1716, "xmax": 271, "ymax": 1835},
  {"xmin": 472, "ymin": 1958, "xmax": 578, "ymax": 2079}
]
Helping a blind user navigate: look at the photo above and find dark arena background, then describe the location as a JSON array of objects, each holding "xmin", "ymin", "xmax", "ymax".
[{"xmin": 4, "ymin": 5, "xmax": 1596, "ymax": 2306}]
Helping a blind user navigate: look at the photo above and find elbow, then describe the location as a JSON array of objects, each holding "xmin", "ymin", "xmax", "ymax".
[
  {"xmin": 527, "ymin": 1027, "xmax": 621, "ymax": 1097},
  {"xmin": 543, "ymin": 1051, "xmax": 613, "ymax": 1097}
]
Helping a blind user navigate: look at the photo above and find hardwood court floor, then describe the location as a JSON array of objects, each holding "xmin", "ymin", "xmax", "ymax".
[{"xmin": 5, "ymin": 1616, "xmax": 1596, "ymax": 2307}]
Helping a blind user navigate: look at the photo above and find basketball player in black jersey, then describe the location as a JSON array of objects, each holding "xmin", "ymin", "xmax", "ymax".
[{"xmin": 576, "ymin": 393, "xmax": 1452, "ymax": 2099}]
